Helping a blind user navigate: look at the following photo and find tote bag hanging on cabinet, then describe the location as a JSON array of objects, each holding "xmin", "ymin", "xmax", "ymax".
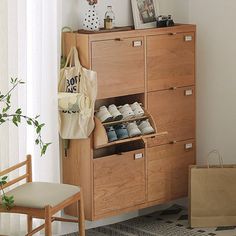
[
  {"xmin": 189, "ymin": 150, "xmax": 236, "ymax": 228},
  {"xmin": 58, "ymin": 47, "xmax": 97, "ymax": 139}
]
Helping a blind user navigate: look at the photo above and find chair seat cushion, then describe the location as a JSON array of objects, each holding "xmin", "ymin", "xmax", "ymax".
[{"xmin": 4, "ymin": 182, "xmax": 80, "ymax": 209}]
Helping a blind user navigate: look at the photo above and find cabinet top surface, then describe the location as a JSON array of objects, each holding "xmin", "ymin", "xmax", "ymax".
[{"xmin": 70, "ymin": 24, "xmax": 196, "ymax": 41}]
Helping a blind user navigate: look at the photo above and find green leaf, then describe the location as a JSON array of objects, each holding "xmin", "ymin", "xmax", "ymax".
[
  {"xmin": 15, "ymin": 108, "xmax": 22, "ymax": 115},
  {"xmin": 0, "ymin": 119, "xmax": 5, "ymax": 123},
  {"xmin": 27, "ymin": 120, "xmax": 32, "ymax": 125},
  {"xmin": 12, "ymin": 116, "xmax": 18, "ymax": 126},
  {"xmin": 35, "ymin": 139, "xmax": 39, "ymax": 145},
  {"xmin": 36, "ymin": 126, "xmax": 41, "ymax": 134},
  {"xmin": 1, "ymin": 176, "xmax": 8, "ymax": 181},
  {"xmin": 6, "ymin": 95, "xmax": 11, "ymax": 103},
  {"xmin": 0, "ymin": 180, "xmax": 7, "ymax": 186},
  {"xmin": 17, "ymin": 115, "xmax": 21, "ymax": 122}
]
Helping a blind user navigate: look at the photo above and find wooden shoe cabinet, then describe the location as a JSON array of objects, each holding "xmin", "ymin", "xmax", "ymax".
[{"xmin": 62, "ymin": 24, "xmax": 196, "ymax": 220}]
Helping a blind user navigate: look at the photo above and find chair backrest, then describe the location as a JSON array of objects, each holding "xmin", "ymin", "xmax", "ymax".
[{"xmin": 0, "ymin": 155, "xmax": 32, "ymax": 190}]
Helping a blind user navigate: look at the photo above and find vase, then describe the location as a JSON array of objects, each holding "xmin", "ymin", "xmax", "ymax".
[{"xmin": 83, "ymin": 5, "xmax": 100, "ymax": 31}]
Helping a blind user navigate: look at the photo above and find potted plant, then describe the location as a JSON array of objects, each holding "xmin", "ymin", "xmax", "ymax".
[{"xmin": 0, "ymin": 78, "xmax": 50, "ymax": 209}]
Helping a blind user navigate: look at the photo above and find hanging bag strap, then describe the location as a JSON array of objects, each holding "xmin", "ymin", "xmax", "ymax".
[
  {"xmin": 207, "ymin": 149, "xmax": 224, "ymax": 168},
  {"xmin": 58, "ymin": 47, "xmax": 82, "ymax": 92}
]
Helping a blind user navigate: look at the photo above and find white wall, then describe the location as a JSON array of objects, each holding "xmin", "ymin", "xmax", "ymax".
[
  {"xmin": 189, "ymin": 0, "xmax": 236, "ymax": 164},
  {"xmin": 62, "ymin": 0, "xmax": 189, "ymax": 30}
]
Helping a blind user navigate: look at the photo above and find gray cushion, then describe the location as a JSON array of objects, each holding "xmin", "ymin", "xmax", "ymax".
[{"xmin": 3, "ymin": 182, "xmax": 80, "ymax": 209}]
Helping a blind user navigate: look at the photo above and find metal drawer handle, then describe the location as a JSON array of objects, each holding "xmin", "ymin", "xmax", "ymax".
[
  {"xmin": 133, "ymin": 40, "xmax": 142, "ymax": 47},
  {"xmin": 185, "ymin": 143, "xmax": 193, "ymax": 150},
  {"xmin": 185, "ymin": 35, "xmax": 193, "ymax": 41},
  {"xmin": 134, "ymin": 153, "xmax": 144, "ymax": 160},
  {"xmin": 185, "ymin": 89, "xmax": 193, "ymax": 96}
]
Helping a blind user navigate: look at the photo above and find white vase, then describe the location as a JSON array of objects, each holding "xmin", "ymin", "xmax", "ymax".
[{"xmin": 83, "ymin": 5, "xmax": 100, "ymax": 31}]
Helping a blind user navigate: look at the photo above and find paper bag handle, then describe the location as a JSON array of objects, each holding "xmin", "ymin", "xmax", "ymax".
[{"xmin": 207, "ymin": 149, "xmax": 224, "ymax": 168}]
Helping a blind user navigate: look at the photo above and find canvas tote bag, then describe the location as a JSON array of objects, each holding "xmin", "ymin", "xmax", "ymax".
[
  {"xmin": 58, "ymin": 47, "xmax": 97, "ymax": 139},
  {"xmin": 189, "ymin": 150, "xmax": 236, "ymax": 228}
]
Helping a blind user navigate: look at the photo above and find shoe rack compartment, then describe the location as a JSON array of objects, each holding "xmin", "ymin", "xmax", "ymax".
[
  {"xmin": 93, "ymin": 107, "xmax": 167, "ymax": 149},
  {"xmin": 147, "ymin": 139, "xmax": 195, "ymax": 203},
  {"xmin": 93, "ymin": 148, "xmax": 146, "ymax": 216},
  {"xmin": 147, "ymin": 32, "xmax": 195, "ymax": 92}
]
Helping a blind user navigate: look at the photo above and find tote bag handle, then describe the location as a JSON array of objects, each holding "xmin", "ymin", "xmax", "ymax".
[
  {"xmin": 64, "ymin": 46, "xmax": 82, "ymax": 69},
  {"xmin": 58, "ymin": 47, "xmax": 82, "ymax": 91},
  {"xmin": 207, "ymin": 149, "xmax": 224, "ymax": 168}
]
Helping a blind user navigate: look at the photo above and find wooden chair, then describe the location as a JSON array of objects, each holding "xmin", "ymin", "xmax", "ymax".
[{"xmin": 0, "ymin": 155, "xmax": 85, "ymax": 236}]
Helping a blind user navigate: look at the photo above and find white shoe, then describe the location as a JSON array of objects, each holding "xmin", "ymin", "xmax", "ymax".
[
  {"xmin": 138, "ymin": 120, "xmax": 155, "ymax": 135},
  {"xmin": 108, "ymin": 104, "xmax": 123, "ymax": 121},
  {"xmin": 130, "ymin": 102, "xmax": 145, "ymax": 118},
  {"xmin": 119, "ymin": 104, "xmax": 135, "ymax": 120},
  {"xmin": 127, "ymin": 121, "xmax": 142, "ymax": 137},
  {"xmin": 95, "ymin": 106, "xmax": 113, "ymax": 123}
]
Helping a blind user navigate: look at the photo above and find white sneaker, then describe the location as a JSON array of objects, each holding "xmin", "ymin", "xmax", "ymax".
[
  {"xmin": 119, "ymin": 104, "xmax": 135, "ymax": 120},
  {"xmin": 130, "ymin": 102, "xmax": 145, "ymax": 118},
  {"xmin": 108, "ymin": 104, "xmax": 123, "ymax": 121},
  {"xmin": 138, "ymin": 120, "xmax": 155, "ymax": 135},
  {"xmin": 127, "ymin": 121, "xmax": 142, "ymax": 137},
  {"xmin": 95, "ymin": 106, "xmax": 113, "ymax": 123}
]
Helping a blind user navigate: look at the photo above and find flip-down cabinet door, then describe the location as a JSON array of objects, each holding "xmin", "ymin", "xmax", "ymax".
[
  {"xmin": 147, "ymin": 32, "xmax": 195, "ymax": 92},
  {"xmin": 92, "ymin": 37, "xmax": 145, "ymax": 99}
]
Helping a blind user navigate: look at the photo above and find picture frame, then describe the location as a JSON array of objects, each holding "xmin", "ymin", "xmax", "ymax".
[{"xmin": 131, "ymin": 0, "xmax": 160, "ymax": 29}]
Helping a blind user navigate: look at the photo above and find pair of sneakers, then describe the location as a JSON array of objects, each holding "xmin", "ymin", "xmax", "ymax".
[
  {"xmin": 127, "ymin": 120, "xmax": 155, "ymax": 138},
  {"xmin": 106, "ymin": 124, "xmax": 129, "ymax": 142},
  {"xmin": 118, "ymin": 102, "xmax": 145, "ymax": 120},
  {"xmin": 96, "ymin": 105, "xmax": 123, "ymax": 123}
]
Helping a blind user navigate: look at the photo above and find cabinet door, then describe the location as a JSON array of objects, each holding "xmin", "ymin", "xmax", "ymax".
[
  {"xmin": 147, "ymin": 145, "xmax": 171, "ymax": 202},
  {"xmin": 147, "ymin": 86, "xmax": 195, "ymax": 146},
  {"xmin": 147, "ymin": 140, "xmax": 195, "ymax": 202},
  {"xmin": 93, "ymin": 149, "xmax": 145, "ymax": 216},
  {"xmin": 171, "ymin": 140, "xmax": 196, "ymax": 199},
  {"xmin": 147, "ymin": 32, "xmax": 195, "ymax": 91},
  {"xmin": 92, "ymin": 37, "xmax": 145, "ymax": 99}
]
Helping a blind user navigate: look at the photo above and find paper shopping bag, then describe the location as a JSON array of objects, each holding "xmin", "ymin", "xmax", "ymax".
[{"xmin": 189, "ymin": 150, "xmax": 236, "ymax": 227}]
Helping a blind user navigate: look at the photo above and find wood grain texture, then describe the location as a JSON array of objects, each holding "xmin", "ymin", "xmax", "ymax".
[
  {"xmin": 62, "ymin": 139, "xmax": 93, "ymax": 219},
  {"xmin": 62, "ymin": 24, "xmax": 196, "ymax": 221},
  {"xmin": 147, "ymin": 140, "xmax": 196, "ymax": 202},
  {"xmin": 147, "ymin": 32, "xmax": 195, "ymax": 91},
  {"xmin": 84, "ymin": 24, "xmax": 196, "ymax": 41},
  {"xmin": 93, "ymin": 149, "xmax": 146, "ymax": 216},
  {"xmin": 92, "ymin": 37, "xmax": 145, "ymax": 99},
  {"xmin": 147, "ymin": 86, "xmax": 195, "ymax": 146}
]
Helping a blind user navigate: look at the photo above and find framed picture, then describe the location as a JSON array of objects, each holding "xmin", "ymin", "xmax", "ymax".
[{"xmin": 131, "ymin": 0, "xmax": 159, "ymax": 29}]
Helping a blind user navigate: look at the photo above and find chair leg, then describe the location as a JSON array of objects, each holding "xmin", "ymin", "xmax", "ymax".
[
  {"xmin": 45, "ymin": 205, "xmax": 52, "ymax": 236},
  {"xmin": 27, "ymin": 215, "xmax": 33, "ymax": 233},
  {"xmin": 77, "ymin": 194, "xmax": 85, "ymax": 236}
]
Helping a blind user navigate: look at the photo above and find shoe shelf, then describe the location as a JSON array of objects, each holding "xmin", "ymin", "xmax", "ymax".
[
  {"xmin": 102, "ymin": 113, "xmax": 149, "ymax": 127},
  {"xmin": 93, "ymin": 109, "xmax": 168, "ymax": 149}
]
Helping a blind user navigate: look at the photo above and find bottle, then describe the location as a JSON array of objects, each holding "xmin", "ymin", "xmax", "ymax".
[{"xmin": 104, "ymin": 6, "xmax": 115, "ymax": 30}]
